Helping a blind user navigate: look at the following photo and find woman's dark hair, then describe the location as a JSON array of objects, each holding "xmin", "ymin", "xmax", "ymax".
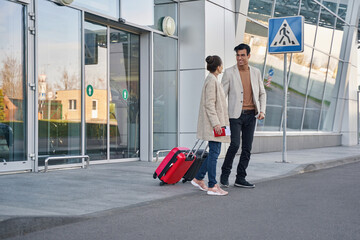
[
  {"xmin": 234, "ymin": 43, "xmax": 251, "ymax": 55},
  {"xmin": 205, "ymin": 55, "xmax": 222, "ymax": 73}
]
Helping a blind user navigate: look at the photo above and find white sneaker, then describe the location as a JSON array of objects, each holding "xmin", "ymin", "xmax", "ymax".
[
  {"xmin": 191, "ymin": 180, "xmax": 207, "ymax": 191},
  {"xmin": 207, "ymin": 185, "xmax": 228, "ymax": 196}
]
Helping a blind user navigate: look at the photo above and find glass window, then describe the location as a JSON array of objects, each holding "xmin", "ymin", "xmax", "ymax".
[
  {"xmin": 320, "ymin": 57, "xmax": 340, "ymax": 131},
  {"xmin": 302, "ymin": 50, "xmax": 329, "ymax": 130},
  {"xmin": 69, "ymin": 100, "xmax": 77, "ymax": 110},
  {"xmin": 153, "ymin": 34, "xmax": 177, "ymax": 154},
  {"xmin": 274, "ymin": 0, "xmax": 300, "ymax": 17},
  {"xmin": 0, "ymin": 1, "xmax": 26, "ymax": 162},
  {"xmin": 121, "ymin": 0, "xmax": 154, "ymax": 25},
  {"xmin": 154, "ymin": 34, "xmax": 178, "ymax": 71},
  {"xmin": 300, "ymin": 0, "xmax": 320, "ymax": 46},
  {"xmin": 286, "ymin": 46, "xmax": 313, "ymax": 130},
  {"xmin": 152, "ymin": 2, "xmax": 177, "ymax": 36},
  {"xmin": 323, "ymin": 0, "xmax": 337, "ymax": 13},
  {"xmin": 247, "ymin": 0, "xmax": 273, "ymax": 26},
  {"xmin": 332, "ymin": 19, "xmax": 345, "ymax": 59},
  {"xmin": 244, "ymin": 20, "xmax": 267, "ymax": 74},
  {"xmin": 84, "ymin": 21, "xmax": 108, "ymax": 161},
  {"xmin": 337, "ymin": 0, "xmax": 348, "ymax": 21},
  {"xmin": 260, "ymin": 53, "xmax": 291, "ymax": 131},
  {"xmin": 38, "ymin": 0, "xmax": 81, "ymax": 166},
  {"xmin": 73, "ymin": 0, "xmax": 119, "ymax": 18},
  {"xmin": 109, "ymin": 29, "xmax": 140, "ymax": 159},
  {"xmin": 315, "ymin": 8, "xmax": 335, "ymax": 54}
]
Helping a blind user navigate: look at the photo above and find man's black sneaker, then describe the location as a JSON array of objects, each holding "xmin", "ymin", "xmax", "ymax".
[
  {"xmin": 234, "ymin": 180, "xmax": 255, "ymax": 188},
  {"xmin": 220, "ymin": 175, "xmax": 229, "ymax": 188},
  {"xmin": 220, "ymin": 180, "xmax": 229, "ymax": 188}
]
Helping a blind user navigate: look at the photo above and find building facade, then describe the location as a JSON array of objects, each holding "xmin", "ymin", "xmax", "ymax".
[{"xmin": 0, "ymin": 0, "xmax": 359, "ymax": 173}]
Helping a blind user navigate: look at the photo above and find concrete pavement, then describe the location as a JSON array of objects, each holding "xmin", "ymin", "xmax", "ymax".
[{"xmin": 1, "ymin": 145, "xmax": 360, "ymax": 239}]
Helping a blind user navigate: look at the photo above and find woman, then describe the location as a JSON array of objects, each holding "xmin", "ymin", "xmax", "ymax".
[{"xmin": 191, "ymin": 55, "xmax": 230, "ymax": 196}]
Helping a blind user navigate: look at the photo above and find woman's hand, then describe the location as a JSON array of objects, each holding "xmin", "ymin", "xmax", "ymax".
[{"xmin": 214, "ymin": 125, "xmax": 222, "ymax": 135}]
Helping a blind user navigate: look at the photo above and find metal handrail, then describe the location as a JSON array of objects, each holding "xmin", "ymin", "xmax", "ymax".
[
  {"xmin": 44, "ymin": 155, "xmax": 90, "ymax": 173},
  {"xmin": 155, "ymin": 150, "xmax": 172, "ymax": 162}
]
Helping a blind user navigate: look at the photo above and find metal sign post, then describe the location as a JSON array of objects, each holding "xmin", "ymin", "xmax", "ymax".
[
  {"xmin": 268, "ymin": 16, "xmax": 304, "ymax": 163},
  {"xmin": 282, "ymin": 53, "xmax": 288, "ymax": 162}
]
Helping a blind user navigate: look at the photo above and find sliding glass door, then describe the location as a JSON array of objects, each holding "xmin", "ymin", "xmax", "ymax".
[{"xmin": 85, "ymin": 21, "xmax": 140, "ymax": 161}]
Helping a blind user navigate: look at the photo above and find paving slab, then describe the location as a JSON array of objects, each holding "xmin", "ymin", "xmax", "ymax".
[{"xmin": 1, "ymin": 145, "xmax": 360, "ymax": 239}]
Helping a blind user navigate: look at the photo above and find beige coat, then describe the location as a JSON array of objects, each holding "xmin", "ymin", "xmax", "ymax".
[
  {"xmin": 197, "ymin": 73, "xmax": 230, "ymax": 143},
  {"xmin": 222, "ymin": 64, "xmax": 266, "ymax": 119}
]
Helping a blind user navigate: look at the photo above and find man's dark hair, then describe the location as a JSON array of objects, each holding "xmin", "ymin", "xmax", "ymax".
[{"xmin": 234, "ymin": 43, "xmax": 251, "ymax": 55}]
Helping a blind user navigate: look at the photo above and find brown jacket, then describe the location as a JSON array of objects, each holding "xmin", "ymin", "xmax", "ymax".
[{"xmin": 197, "ymin": 73, "xmax": 230, "ymax": 143}]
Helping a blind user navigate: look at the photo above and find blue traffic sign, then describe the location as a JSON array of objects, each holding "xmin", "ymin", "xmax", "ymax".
[
  {"xmin": 268, "ymin": 68, "xmax": 274, "ymax": 76},
  {"xmin": 268, "ymin": 16, "xmax": 304, "ymax": 54}
]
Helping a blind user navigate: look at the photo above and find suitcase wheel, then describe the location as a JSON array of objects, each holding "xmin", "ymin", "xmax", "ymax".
[
  {"xmin": 182, "ymin": 179, "xmax": 187, "ymax": 183},
  {"xmin": 159, "ymin": 181, "xmax": 166, "ymax": 186},
  {"xmin": 153, "ymin": 172, "xmax": 157, "ymax": 179}
]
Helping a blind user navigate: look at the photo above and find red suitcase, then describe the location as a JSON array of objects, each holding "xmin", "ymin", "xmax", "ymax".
[{"xmin": 153, "ymin": 147, "xmax": 195, "ymax": 185}]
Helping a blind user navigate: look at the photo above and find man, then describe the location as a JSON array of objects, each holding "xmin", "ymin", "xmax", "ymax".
[{"xmin": 220, "ymin": 43, "xmax": 266, "ymax": 188}]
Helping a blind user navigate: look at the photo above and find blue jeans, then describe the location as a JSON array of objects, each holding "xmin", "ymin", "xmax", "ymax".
[
  {"xmin": 195, "ymin": 141, "xmax": 221, "ymax": 188},
  {"xmin": 221, "ymin": 112, "xmax": 256, "ymax": 182}
]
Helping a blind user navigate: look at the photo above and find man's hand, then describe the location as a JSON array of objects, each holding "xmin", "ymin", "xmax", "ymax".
[{"xmin": 258, "ymin": 112, "xmax": 265, "ymax": 120}]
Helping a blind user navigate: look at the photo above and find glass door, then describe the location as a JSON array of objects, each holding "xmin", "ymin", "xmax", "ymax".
[
  {"xmin": 109, "ymin": 28, "xmax": 140, "ymax": 159},
  {"xmin": 0, "ymin": 0, "xmax": 29, "ymax": 172},
  {"xmin": 37, "ymin": 0, "xmax": 82, "ymax": 167},
  {"xmin": 84, "ymin": 21, "xmax": 108, "ymax": 160},
  {"xmin": 84, "ymin": 20, "xmax": 140, "ymax": 161}
]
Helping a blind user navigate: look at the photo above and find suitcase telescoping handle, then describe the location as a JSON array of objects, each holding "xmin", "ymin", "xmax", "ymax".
[{"xmin": 186, "ymin": 139, "xmax": 208, "ymax": 159}]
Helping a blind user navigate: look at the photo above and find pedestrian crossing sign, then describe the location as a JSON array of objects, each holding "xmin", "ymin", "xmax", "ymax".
[{"xmin": 268, "ymin": 16, "xmax": 304, "ymax": 54}]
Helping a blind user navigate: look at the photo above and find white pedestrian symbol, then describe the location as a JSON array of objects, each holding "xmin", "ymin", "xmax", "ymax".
[{"xmin": 270, "ymin": 20, "xmax": 299, "ymax": 47}]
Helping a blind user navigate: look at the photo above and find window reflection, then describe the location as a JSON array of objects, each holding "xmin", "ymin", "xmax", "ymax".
[
  {"xmin": 0, "ymin": 1, "xmax": 25, "ymax": 162},
  {"xmin": 74, "ymin": 0, "xmax": 119, "ymax": 18},
  {"xmin": 320, "ymin": 57, "xmax": 339, "ymax": 131},
  {"xmin": 337, "ymin": 1, "xmax": 348, "ymax": 20},
  {"xmin": 315, "ymin": 8, "xmax": 335, "ymax": 54},
  {"xmin": 274, "ymin": 0, "xmax": 300, "ymax": 17},
  {"xmin": 332, "ymin": 19, "xmax": 345, "ymax": 59},
  {"xmin": 109, "ymin": 29, "xmax": 140, "ymax": 159},
  {"xmin": 84, "ymin": 21, "xmax": 108, "ymax": 161},
  {"xmin": 38, "ymin": 0, "xmax": 81, "ymax": 165},
  {"xmin": 300, "ymin": 0, "xmax": 320, "ymax": 46},
  {"xmin": 303, "ymin": 51, "xmax": 329, "ymax": 130},
  {"xmin": 244, "ymin": 20, "xmax": 267, "ymax": 74},
  {"xmin": 323, "ymin": 0, "xmax": 337, "ymax": 13},
  {"xmin": 153, "ymin": 34, "xmax": 177, "ymax": 154},
  {"xmin": 121, "ymin": 0, "xmax": 154, "ymax": 25},
  {"xmin": 247, "ymin": 0, "xmax": 273, "ymax": 26}
]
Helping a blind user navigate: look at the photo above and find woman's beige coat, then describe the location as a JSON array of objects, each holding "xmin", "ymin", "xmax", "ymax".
[{"xmin": 197, "ymin": 73, "xmax": 230, "ymax": 143}]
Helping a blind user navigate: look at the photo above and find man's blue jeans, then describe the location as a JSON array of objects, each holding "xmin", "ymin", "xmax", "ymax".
[
  {"xmin": 195, "ymin": 141, "xmax": 221, "ymax": 188},
  {"xmin": 221, "ymin": 112, "xmax": 256, "ymax": 182}
]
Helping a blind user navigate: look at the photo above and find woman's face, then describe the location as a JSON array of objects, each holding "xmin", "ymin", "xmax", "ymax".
[{"xmin": 218, "ymin": 64, "xmax": 223, "ymax": 73}]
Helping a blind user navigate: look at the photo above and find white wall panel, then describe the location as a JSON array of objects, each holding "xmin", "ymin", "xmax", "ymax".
[
  {"xmin": 179, "ymin": 133, "xmax": 198, "ymax": 149},
  {"xmin": 208, "ymin": 0, "xmax": 224, "ymax": 7},
  {"xmin": 179, "ymin": 69, "xmax": 206, "ymax": 133},
  {"xmin": 179, "ymin": 0, "xmax": 205, "ymax": 70},
  {"xmin": 225, "ymin": 0, "xmax": 236, "ymax": 11},
  {"xmin": 235, "ymin": 13, "xmax": 247, "ymax": 44},
  {"xmin": 224, "ymin": 9, "xmax": 236, "ymax": 68},
  {"xmin": 205, "ymin": 1, "xmax": 224, "ymax": 61}
]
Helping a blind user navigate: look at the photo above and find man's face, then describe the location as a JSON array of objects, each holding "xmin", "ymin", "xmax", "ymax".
[{"xmin": 236, "ymin": 49, "xmax": 250, "ymax": 67}]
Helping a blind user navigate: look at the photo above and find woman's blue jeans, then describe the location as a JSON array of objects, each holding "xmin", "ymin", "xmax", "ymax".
[{"xmin": 195, "ymin": 141, "xmax": 221, "ymax": 188}]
